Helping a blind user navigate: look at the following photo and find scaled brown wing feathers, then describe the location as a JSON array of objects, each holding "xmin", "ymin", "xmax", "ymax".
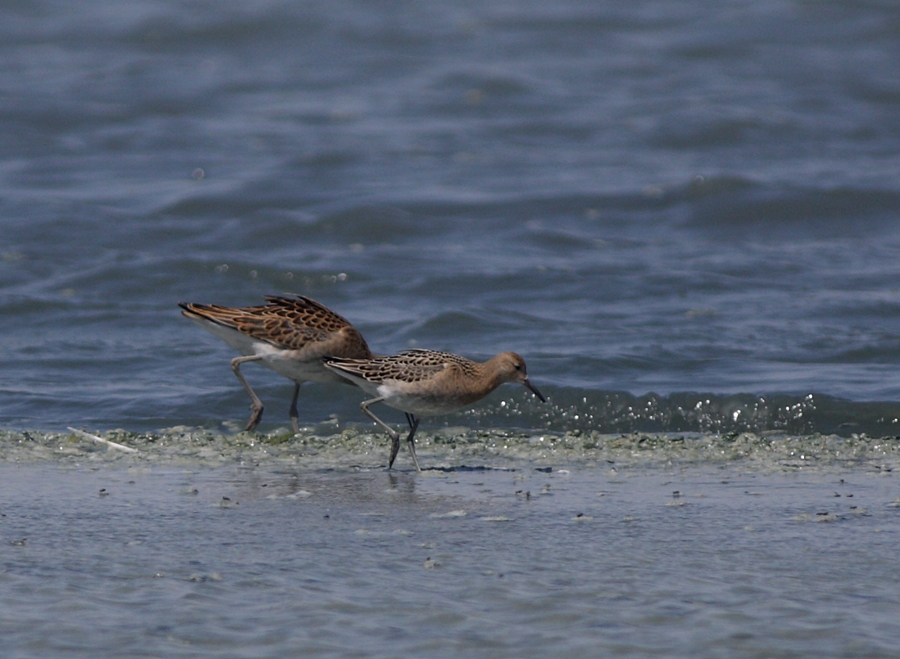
[
  {"xmin": 327, "ymin": 350, "xmax": 471, "ymax": 384},
  {"xmin": 180, "ymin": 295, "xmax": 370, "ymax": 353}
]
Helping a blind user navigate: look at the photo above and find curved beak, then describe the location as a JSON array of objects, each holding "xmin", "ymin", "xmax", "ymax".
[{"xmin": 523, "ymin": 378, "xmax": 546, "ymax": 403}]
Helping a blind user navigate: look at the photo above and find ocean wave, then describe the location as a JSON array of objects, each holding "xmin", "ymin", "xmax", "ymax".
[{"xmin": 466, "ymin": 387, "xmax": 900, "ymax": 439}]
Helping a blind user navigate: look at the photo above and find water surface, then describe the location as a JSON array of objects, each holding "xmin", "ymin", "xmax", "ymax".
[
  {"xmin": 2, "ymin": 0, "xmax": 900, "ymax": 433},
  {"xmin": 3, "ymin": 459, "xmax": 900, "ymax": 658},
  {"xmin": 2, "ymin": 3, "xmax": 900, "ymax": 656}
]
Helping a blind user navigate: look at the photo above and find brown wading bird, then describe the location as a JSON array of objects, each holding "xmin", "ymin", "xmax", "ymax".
[
  {"xmin": 179, "ymin": 295, "xmax": 372, "ymax": 432},
  {"xmin": 325, "ymin": 349, "xmax": 546, "ymax": 471}
]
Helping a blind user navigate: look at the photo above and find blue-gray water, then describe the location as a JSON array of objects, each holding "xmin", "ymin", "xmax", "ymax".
[
  {"xmin": 2, "ymin": 1, "xmax": 900, "ymax": 656},
  {"xmin": 3, "ymin": 0, "xmax": 900, "ymax": 434},
  {"xmin": 3, "ymin": 462, "xmax": 900, "ymax": 659}
]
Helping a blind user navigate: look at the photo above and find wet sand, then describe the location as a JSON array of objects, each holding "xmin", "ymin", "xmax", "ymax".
[
  {"xmin": 2, "ymin": 425, "xmax": 899, "ymax": 473},
  {"xmin": 2, "ymin": 428, "xmax": 900, "ymax": 657}
]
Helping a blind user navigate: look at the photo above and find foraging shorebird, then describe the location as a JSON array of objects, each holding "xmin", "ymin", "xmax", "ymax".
[
  {"xmin": 179, "ymin": 295, "xmax": 372, "ymax": 432},
  {"xmin": 325, "ymin": 349, "xmax": 545, "ymax": 470}
]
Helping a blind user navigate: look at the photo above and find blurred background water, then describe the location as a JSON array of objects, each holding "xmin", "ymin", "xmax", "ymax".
[
  {"xmin": 4, "ymin": 4, "xmax": 900, "ymax": 659},
  {"xmin": 1, "ymin": 0, "xmax": 900, "ymax": 435}
]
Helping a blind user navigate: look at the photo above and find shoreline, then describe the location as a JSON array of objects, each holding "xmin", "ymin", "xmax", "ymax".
[{"xmin": 1, "ymin": 426, "xmax": 898, "ymax": 474}]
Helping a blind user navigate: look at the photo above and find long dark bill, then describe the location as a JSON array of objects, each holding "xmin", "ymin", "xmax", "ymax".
[{"xmin": 523, "ymin": 378, "xmax": 546, "ymax": 403}]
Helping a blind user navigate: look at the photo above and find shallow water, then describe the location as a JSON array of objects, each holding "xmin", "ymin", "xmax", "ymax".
[
  {"xmin": 3, "ymin": 2, "xmax": 900, "ymax": 656},
  {"xmin": 2, "ymin": 456, "xmax": 900, "ymax": 659}
]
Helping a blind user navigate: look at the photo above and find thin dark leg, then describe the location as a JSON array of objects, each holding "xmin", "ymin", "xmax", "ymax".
[
  {"xmin": 288, "ymin": 382, "xmax": 301, "ymax": 433},
  {"xmin": 404, "ymin": 414, "xmax": 421, "ymax": 472},
  {"xmin": 359, "ymin": 397, "xmax": 401, "ymax": 469},
  {"xmin": 231, "ymin": 355, "xmax": 264, "ymax": 430},
  {"xmin": 388, "ymin": 433, "xmax": 401, "ymax": 470}
]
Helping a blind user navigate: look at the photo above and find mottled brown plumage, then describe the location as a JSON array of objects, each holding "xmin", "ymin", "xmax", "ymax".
[
  {"xmin": 326, "ymin": 349, "xmax": 546, "ymax": 470},
  {"xmin": 180, "ymin": 295, "xmax": 372, "ymax": 432},
  {"xmin": 329, "ymin": 349, "xmax": 480, "ymax": 383}
]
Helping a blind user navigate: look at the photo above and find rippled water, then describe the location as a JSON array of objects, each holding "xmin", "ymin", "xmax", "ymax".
[
  {"xmin": 2, "ymin": 2, "xmax": 900, "ymax": 656},
  {"xmin": 2, "ymin": 0, "xmax": 900, "ymax": 434},
  {"xmin": 2, "ymin": 458, "xmax": 900, "ymax": 658}
]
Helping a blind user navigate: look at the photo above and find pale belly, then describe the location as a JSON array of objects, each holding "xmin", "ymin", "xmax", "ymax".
[
  {"xmin": 261, "ymin": 351, "xmax": 346, "ymax": 385},
  {"xmin": 187, "ymin": 316, "xmax": 345, "ymax": 385},
  {"xmin": 376, "ymin": 384, "xmax": 470, "ymax": 417}
]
